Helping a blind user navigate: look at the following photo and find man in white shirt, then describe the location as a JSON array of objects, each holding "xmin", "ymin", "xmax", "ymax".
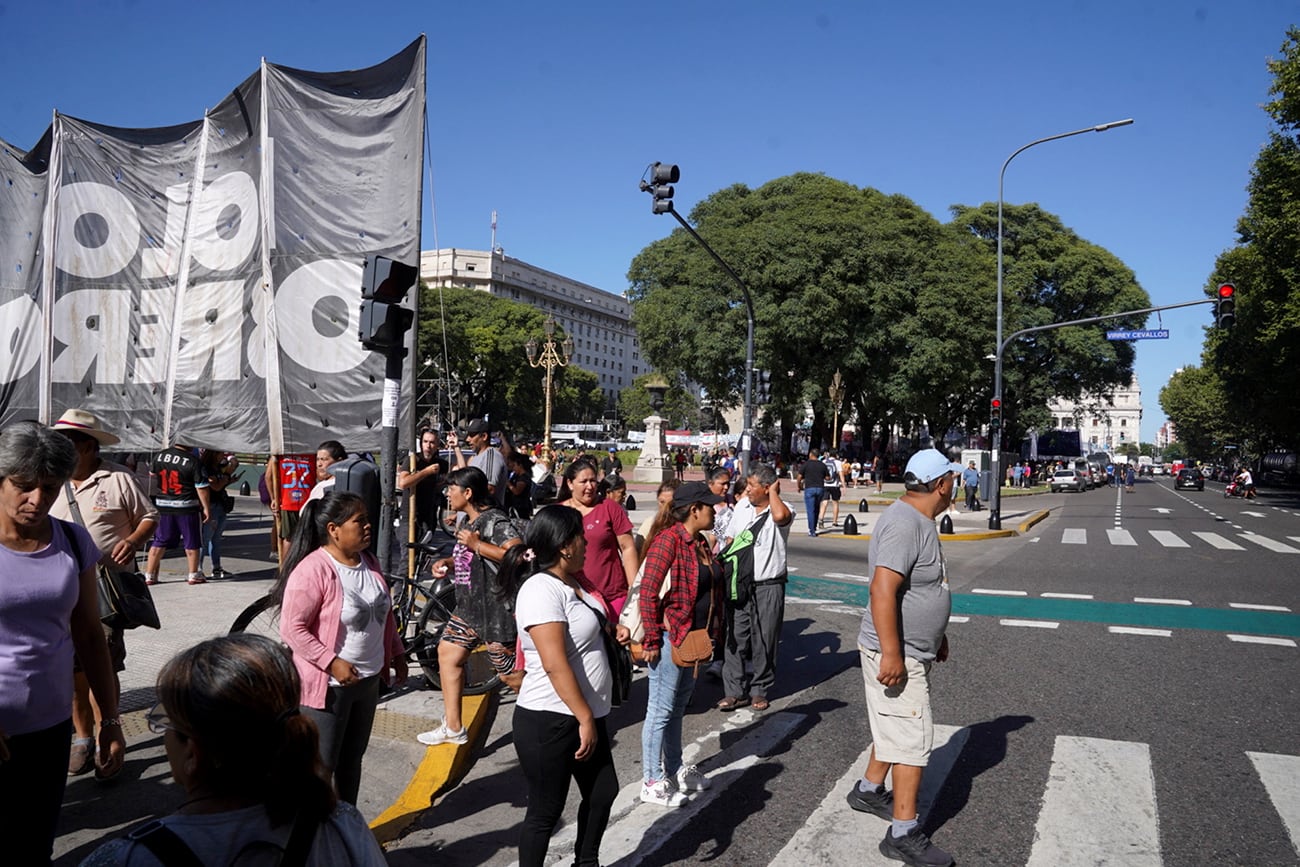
[{"xmin": 717, "ymin": 464, "xmax": 793, "ymax": 713}]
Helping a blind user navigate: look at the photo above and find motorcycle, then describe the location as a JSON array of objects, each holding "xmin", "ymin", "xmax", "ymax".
[{"xmin": 1224, "ymin": 480, "xmax": 1257, "ymax": 499}]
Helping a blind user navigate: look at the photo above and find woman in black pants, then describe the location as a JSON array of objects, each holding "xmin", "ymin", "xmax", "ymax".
[{"xmin": 499, "ymin": 505, "xmax": 621, "ymax": 867}]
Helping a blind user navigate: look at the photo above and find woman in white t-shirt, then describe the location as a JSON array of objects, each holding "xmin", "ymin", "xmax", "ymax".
[
  {"xmin": 271, "ymin": 492, "xmax": 407, "ymax": 805},
  {"xmin": 498, "ymin": 505, "xmax": 620, "ymax": 867}
]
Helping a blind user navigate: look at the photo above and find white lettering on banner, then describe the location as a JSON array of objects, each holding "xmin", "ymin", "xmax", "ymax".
[
  {"xmin": 273, "ymin": 259, "xmax": 370, "ymax": 375},
  {"xmin": 190, "ymin": 172, "xmax": 260, "ymax": 273},
  {"xmin": 58, "ymin": 174, "xmax": 261, "ymax": 281},
  {"xmin": 0, "ymin": 296, "xmax": 43, "ymax": 382},
  {"xmin": 175, "ymin": 280, "xmax": 247, "ymax": 382},
  {"xmin": 55, "ymin": 182, "xmax": 142, "ymax": 279}
]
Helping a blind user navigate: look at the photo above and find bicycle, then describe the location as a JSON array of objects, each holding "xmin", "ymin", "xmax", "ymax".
[{"xmin": 231, "ymin": 532, "xmax": 502, "ymax": 695}]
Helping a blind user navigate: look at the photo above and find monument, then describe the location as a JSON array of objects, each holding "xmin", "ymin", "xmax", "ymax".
[{"xmin": 633, "ymin": 376, "xmax": 674, "ymax": 484}]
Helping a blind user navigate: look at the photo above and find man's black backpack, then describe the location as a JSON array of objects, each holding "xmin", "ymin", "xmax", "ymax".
[{"xmin": 721, "ymin": 511, "xmax": 770, "ymax": 608}]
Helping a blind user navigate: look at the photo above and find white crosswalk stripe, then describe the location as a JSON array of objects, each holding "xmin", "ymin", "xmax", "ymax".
[
  {"xmin": 1248, "ymin": 752, "xmax": 1300, "ymax": 856},
  {"xmin": 1026, "ymin": 736, "xmax": 1161, "ymax": 866},
  {"xmin": 1192, "ymin": 531, "xmax": 1245, "ymax": 550},
  {"xmin": 1149, "ymin": 530, "xmax": 1190, "ymax": 548},
  {"xmin": 1052, "ymin": 527, "xmax": 1300, "ymax": 552}
]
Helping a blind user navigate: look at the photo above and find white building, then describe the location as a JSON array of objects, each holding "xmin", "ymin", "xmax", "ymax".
[
  {"xmin": 1047, "ymin": 374, "xmax": 1143, "ymax": 451},
  {"xmin": 419, "ymin": 248, "xmax": 643, "ymax": 407}
]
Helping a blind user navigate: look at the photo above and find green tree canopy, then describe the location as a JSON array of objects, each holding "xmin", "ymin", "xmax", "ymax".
[
  {"xmin": 1159, "ymin": 365, "xmax": 1230, "ymax": 459},
  {"xmin": 415, "ymin": 286, "xmax": 603, "ymax": 434},
  {"xmin": 1203, "ymin": 26, "xmax": 1300, "ymax": 451},
  {"xmin": 627, "ymin": 172, "xmax": 1148, "ymax": 456}
]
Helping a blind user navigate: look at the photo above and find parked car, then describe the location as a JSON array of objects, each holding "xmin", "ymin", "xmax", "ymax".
[
  {"xmin": 1174, "ymin": 468, "xmax": 1205, "ymax": 491},
  {"xmin": 1051, "ymin": 469, "xmax": 1088, "ymax": 493},
  {"xmin": 1087, "ymin": 461, "xmax": 1106, "ymax": 488},
  {"xmin": 1071, "ymin": 460, "xmax": 1095, "ymax": 489}
]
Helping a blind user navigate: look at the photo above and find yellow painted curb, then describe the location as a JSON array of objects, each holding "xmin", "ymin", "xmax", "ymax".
[
  {"xmin": 370, "ymin": 689, "xmax": 497, "ymax": 844},
  {"xmin": 1017, "ymin": 509, "xmax": 1051, "ymax": 533}
]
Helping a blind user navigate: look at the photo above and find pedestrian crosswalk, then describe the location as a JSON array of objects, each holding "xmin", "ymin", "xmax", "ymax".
[
  {"xmin": 1047, "ymin": 527, "xmax": 1300, "ymax": 552},
  {"xmin": 524, "ymin": 712, "xmax": 1300, "ymax": 866}
]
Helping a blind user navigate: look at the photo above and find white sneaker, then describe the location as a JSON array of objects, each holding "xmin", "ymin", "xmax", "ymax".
[
  {"xmin": 640, "ymin": 779, "xmax": 688, "ymax": 807},
  {"xmin": 416, "ymin": 721, "xmax": 467, "ymax": 746},
  {"xmin": 674, "ymin": 764, "xmax": 710, "ymax": 792}
]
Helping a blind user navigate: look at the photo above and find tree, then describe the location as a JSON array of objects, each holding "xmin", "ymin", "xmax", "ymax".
[
  {"xmin": 1159, "ymin": 366, "xmax": 1230, "ymax": 459},
  {"xmin": 946, "ymin": 203, "xmax": 1151, "ymax": 444},
  {"xmin": 1203, "ymin": 27, "xmax": 1300, "ymax": 450},
  {"xmin": 415, "ymin": 286, "xmax": 603, "ymax": 433}
]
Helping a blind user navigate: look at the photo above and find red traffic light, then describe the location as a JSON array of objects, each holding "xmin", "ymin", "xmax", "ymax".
[
  {"xmin": 991, "ymin": 398, "xmax": 1002, "ymax": 409},
  {"xmin": 1218, "ymin": 283, "xmax": 1235, "ymax": 299}
]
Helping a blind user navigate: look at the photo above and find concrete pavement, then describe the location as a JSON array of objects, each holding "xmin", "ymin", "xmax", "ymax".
[{"xmin": 51, "ymin": 477, "xmax": 1046, "ymax": 863}]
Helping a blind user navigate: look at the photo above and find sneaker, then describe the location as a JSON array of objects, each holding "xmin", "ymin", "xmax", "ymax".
[
  {"xmin": 674, "ymin": 764, "xmax": 710, "ymax": 793},
  {"xmin": 878, "ymin": 827, "xmax": 954, "ymax": 867},
  {"xmin": 144, "ymin": 575, "xmax": 160, "ymax": 586},
  {"xmin": 68, "ymin": 741, "xmax": 95, "ymax": 776},
  {"xmin": 416, "ymin": 722, "xmax": 468, "ymax": 746},
  {"xmin": 187, "ymin": 573, "xmax": 207, "ymax": 585},
  {"xmin": 639, "ymin": 779, "xmax": 688, "ymax": 808},
  {"xmin": 846, "ymin": 782, "xmax": 893, "ymax": 820},
  {"xmin": 211, "ymin": 568, "xmax": 232, "ymax": 579}
]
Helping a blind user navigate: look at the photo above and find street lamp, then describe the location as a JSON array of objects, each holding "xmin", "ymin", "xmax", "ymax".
[
  {"xmin": 525, "ymin": 315, "xmax": 575, "ymax": 456},
  {"xmin": 828, "ymin": 369, "xmax": 845, "ymax": 450},
  {"xmin": 989, "ymin": 118, "xmax": 1133, "ymax": 530}
]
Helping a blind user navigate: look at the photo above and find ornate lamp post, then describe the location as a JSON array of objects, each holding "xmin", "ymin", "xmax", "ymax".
[
  {"xmin": 828, "ymin": 369, "xmax": 845, "ymax": 450},
  {"xmin": 525, "ymin": 315, "xmax": 574, "ymax": 456}
]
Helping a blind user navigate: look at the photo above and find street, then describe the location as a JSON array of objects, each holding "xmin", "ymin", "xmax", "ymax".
[{"xmin": 385, "ymin": 477, "xmax": 1300, "ymax": 866}]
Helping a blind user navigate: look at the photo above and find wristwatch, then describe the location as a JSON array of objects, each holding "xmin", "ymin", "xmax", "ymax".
[{"xmin": 100, "ymin": 718, "xmax": 122, "ymax": 729}]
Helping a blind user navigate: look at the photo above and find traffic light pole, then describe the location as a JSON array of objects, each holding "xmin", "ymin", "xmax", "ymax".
[
  {"xmin": 988, "ymin": 296, "xmax": 1213, "ymax": 530},
  {"xmin": 376, "ymin": 348, "xmax": 404, "ymax": 575},
  {"xmin": 663, "ymin": 207, "xmax": 756, "ymax": 479}
]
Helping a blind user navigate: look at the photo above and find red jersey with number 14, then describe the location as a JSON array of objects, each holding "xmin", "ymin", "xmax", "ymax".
[{"xmin": 278, "ymin": 455, "xmax": 316, "ymax": 513}]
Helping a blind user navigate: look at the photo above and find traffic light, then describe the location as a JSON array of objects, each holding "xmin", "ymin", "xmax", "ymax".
[
  {"xmin": 990, "ymin": 397, "xmax": 1002, "ymax": 433},
  {"xmin": 1216, "ymin": 283, "xmax": 1236, "ymax": 328},
  {"xmin": 755, "ymin": 370, "xmax": 772, "ymax": 404},
  {"xmin": 642, "ymin": 162, "xmax": 679, "ymax": 214},
  {"xmin": 359, "ymin": 255, "xmax": 418, "ymax": 352}
]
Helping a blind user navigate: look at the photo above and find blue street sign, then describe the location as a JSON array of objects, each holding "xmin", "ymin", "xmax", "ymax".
[{"xmin": 1106, "ymin": 329, "xmax": 1169, "ymax": 340}]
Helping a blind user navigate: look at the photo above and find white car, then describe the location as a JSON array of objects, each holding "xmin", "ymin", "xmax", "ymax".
[{"xmin": 1050, "ymin": 469, "xmax": 1087, "ymax": 493}]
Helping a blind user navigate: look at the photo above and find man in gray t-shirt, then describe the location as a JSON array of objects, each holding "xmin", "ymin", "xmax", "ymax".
[
  {"xmin": 450, "ymin": 418, "xmax": 508, "ymax": 507},
  {"xmin": 848, "ymin": 449, "xmax": 960, "ymax": 867}
]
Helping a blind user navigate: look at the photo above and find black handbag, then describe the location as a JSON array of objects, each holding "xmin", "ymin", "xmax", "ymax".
[
  {"xmin": 580, "ymin": 595, "xmax": 633, "ymax": 707},
  {"xmin": 62, "ymin": 484, "xmax": 161, "ymax": 631}
]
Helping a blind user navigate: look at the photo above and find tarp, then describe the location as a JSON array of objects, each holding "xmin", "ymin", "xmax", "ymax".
[{"xmin": 0, "ymin": 37, "xmax": 425, "ymax": 453}]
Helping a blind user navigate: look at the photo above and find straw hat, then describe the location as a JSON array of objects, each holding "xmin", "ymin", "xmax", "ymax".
[{"xmin": 51, "ymin": 408, "xmax": 121, "ymax": 446}]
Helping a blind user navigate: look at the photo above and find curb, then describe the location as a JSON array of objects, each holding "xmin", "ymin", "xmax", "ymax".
[
  {"xmin": 371, "ymin": 690, "xmax": 498, "ymax": 845},
  {"xmin": 1017, "ymin": 509, "xmax": 1051, "ymax": 533}
]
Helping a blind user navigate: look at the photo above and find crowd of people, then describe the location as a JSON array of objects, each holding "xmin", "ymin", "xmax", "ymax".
[{"xmin": 1, "ymin": 407, "xmax": 977, "ymax": 865}]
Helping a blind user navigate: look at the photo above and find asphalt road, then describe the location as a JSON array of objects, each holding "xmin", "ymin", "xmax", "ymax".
[{"xmin": 384, "ymin": 478, "xmax": 1300, "ymax": 866}]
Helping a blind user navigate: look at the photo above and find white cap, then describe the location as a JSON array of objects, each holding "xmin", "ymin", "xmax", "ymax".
[{"xmin": 904, "ymin": 449, "xmax": 964, "ymax": 484}]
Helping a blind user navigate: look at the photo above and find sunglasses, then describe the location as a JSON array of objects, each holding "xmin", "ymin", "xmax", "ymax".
[{"xmin": 146, "ymin": 702, "xmax": 186, "ymax": 736}]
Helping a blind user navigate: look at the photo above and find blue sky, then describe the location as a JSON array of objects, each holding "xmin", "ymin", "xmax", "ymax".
[{"xmin": 2, "ymin": 1, "xmax": 1294, "ymax": 443}]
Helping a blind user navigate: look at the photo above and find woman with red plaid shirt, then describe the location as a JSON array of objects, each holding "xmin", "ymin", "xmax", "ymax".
[{"xmin": 636, "ymin": 481, "xmax": 726, "ymax": 807}]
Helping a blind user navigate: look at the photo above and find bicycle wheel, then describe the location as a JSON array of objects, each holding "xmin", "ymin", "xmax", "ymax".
[
  {"xmin": 229, "ymin": 594, "xmax": 281, "ymax": 642},
  {"xmin": 414, "ymin": 601, "xmax": 501, "ymax": 695}
]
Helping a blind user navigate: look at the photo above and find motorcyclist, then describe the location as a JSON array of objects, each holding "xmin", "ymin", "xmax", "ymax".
[{"xmin": 1234, "ymin": 468, "xmax": 1256, "ymax": 499}]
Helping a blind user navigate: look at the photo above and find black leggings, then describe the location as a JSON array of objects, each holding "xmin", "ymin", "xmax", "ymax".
[
  {"xmin": 302, "ymin": 674, "xmax": 379, "ymax": 805},
  {"xmin": 513, "ymin": 706, "xmax": 617, "ymax": 867},
  {"xmin": 0, "ymin": 717, "xmax": 72, "ymax": 865}
]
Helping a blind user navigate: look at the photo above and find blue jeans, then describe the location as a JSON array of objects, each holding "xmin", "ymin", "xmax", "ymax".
[
  {"xmin": 641, "ymin": 654, "xmax": 698, "ymax": 784},
  {"xmin": 201, "ymin": 498, "xmax": 229, "ymax": 571},
  {"xmin": 802, "ymin": 487, "xmax": 824, "ymax": 535}
]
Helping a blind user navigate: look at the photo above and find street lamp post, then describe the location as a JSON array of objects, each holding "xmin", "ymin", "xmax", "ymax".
[
  {"xmin": 828, "ymin": 369, "xmax": 845, "ymax": 450},
  {"xmin": 525, "ymin": 315, "xmax": 575, "ymax": 457},
  {"xmin": 989, "ymin": 118, "xmax": 1133, "ymax": 530}
]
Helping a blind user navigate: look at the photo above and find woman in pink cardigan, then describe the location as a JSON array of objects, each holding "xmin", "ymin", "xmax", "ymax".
[{"xmin": 272, "ymin": 491, "xmax": 406, "ymax": 804}]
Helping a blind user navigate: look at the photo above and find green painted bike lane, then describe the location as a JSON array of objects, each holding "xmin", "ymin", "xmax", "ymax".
[{"xmin": 790, "ymin": 574, "xmax": 1300, "ymax": 639}]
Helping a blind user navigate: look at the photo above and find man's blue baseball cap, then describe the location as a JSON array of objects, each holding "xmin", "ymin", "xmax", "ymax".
[{"xmin": 905, "ymin": 449, "xmax": 964, "ymax": 484}]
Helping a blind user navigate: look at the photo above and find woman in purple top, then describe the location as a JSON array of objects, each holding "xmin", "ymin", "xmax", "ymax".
[{"xmin": 0, "ymin": 421, "xmax": 126, "ymax": 864}]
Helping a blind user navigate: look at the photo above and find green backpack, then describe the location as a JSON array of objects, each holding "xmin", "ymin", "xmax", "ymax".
[{"xmin": 721, "ymin": 511, "xmax": 770, "ymax": 607}]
